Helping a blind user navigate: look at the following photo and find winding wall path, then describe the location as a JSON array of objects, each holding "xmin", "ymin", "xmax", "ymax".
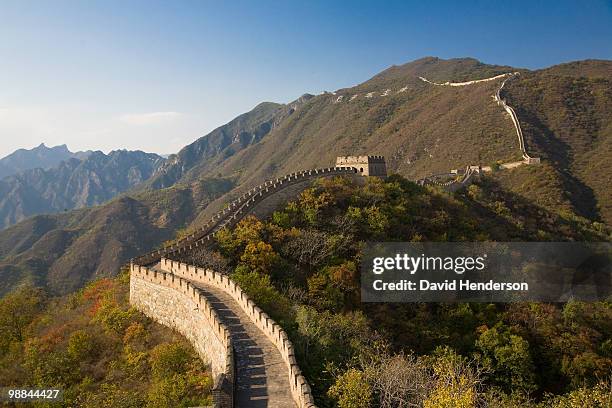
[
  {"xmin": 133, "ymin": 167, "xmax": 357, "ymax": 266},
  {"xmin": 132, "ymin": 259, "xmax": 316, "ymax": 407},
  {"xmin": 137, "ymin": 71, "xmax": 544, "ymax": 268},
  {"xmin": 418, "ymin": 72, "xmax": 515, "ymax": 87},
  {"xmin": 494, "ymin": 74, "xmax": 539, "ymax": 162},
  {"xmin": 159, "ymin": 259, "xmax": 315, "ymax": 407},
  {"xmin": 417, "ymin": 72, "xmax": 540, "ymax": 187},
  {"xmin": 131, "ymin": 168, "xmax": 364, "ymax": 407},
  {"xmin": 131, "ymin": 72, "xmax": 545, "ymax": 405}
]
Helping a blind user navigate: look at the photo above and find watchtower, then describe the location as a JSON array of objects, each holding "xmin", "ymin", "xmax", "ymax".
[{"xmin": 335, "ymin": 155, "xmax": 387, "ymax": 178}]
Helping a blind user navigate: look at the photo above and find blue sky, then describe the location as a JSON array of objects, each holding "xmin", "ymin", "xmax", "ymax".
[{"xmin": 0, "ymin": 0, "xmax": 610, "ymax": 157}]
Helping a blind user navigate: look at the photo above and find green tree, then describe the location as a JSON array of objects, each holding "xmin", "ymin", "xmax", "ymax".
[
  {"xmin": 299, "ymin": 188, "xmax": 334, "ymax": 225},
  {"xmin": 240, "ymin": 241, "xmax": 280, "ymax": 275},
  {"xmin": 67, "ymin": 329, "xmax": 96, "ymax": 361},
  {"xmin": 475, "ymin": 325, "xmax": 536, "ymax": 393},
  {"xmin": 234, "ymin": 216, "xmax": 265, "ymax": 244},
  {"xmin": 146, "ymin": 374, "xmax": 190, "ymax": 408},
  {"xmin": 541, "ymin": 380, "xmax": 612, "ymax": 408},
  {"xmin": 232, "ymin": 267, "xmax": 292, "ymax": 323},
  {"xmin": 307, "ymin": 268, "xmax": 344, "ymax": 312},
  {"xmin": 424, "ymin": 347, "xmax": 479, "ymax": 408},
  {"xmin": 0, "ymin": 286, "xmax": 45, "ymax": 354},
  {"xmin": 83, "ymin": 383, "xmax": 145, "ymax": 408},
  {"xmin": 364, "ymin": 206, "xmax": 389, "ymax": 234}
]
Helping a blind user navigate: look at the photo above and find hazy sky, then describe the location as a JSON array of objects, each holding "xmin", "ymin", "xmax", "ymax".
[{"xmin": 1, "ymin": 0, "xmax": 611, "ymax": 158}]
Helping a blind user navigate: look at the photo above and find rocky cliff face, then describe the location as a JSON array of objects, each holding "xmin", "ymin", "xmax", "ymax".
[{"xmin": 0, "ymin": 150, "xmax": 165, "ymax": 229}]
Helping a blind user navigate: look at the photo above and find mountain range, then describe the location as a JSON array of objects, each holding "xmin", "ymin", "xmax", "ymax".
[
  {"xmin": 0, "ymin": 56, "xmax": 610, "ymax": 296},
  {"xmin": 0, "ymin": 143, "xmax": 92, "ymax": 179},
  {"xmin": 0, "ymin": 149, "xmax": 166, "ymax": 229}
]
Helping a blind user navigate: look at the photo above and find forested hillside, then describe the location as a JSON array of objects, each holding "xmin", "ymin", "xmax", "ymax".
[
  {"xmin": 173, "ymin": 175, "xmax": 611, "ymax": 407},
  {"xmin": 1, "ymin": 174, "xmax": 609, "ymax": 407},
  {"xmin": 150, "ymin": 57, "xmax": 612, "ymax": 229},
  {"xmin": 0, "ymin": 271, "xmax": 213, "ymax": 407},
  {"xmin": 0, "ymin": 177, "xmax": 233, "ymax": 296},
  {"xmin": 1, "ymin": 57, "xmax": 610, "ymax": 298},
  {"xmin": 502, "ymin": 60, "xmax": 612, "ymax": 224}
]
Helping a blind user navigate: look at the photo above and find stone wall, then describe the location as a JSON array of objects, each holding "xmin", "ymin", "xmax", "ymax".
[
  {"xmin": 129, "ymin": 264, "xmax": 234, "ymax": 406},
  {"xmin": 494, "ymin": 74, "xmax": 540, "ymax": 163},
  {"xmin": 419, "ymin": 72, "xmax": 514, "ymax": 87},
  {"xmin": 247, "ymin": 179, "xmax": 317, "ymax": 221},
  {"xmin": 417, "ymin": 166, "xmax": 477, "ymax": 191},
  {"xmin": 159, "ymin": 258, "xmax": 317, "ymax": 408},
  {"xmin": 417, "ymin": 72, "xmax": 541, "ymax": 190}
]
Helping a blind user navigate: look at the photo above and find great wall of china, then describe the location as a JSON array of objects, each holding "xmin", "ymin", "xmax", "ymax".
[
  {"xmin": 418, "ymin": 72, "xmax": 540, "ymax": 165},
  {"xmin": 133, "ymin": 166, "xmax": 359, "ymax": 267},
  {"xmin": 131, "ymin": 166, "xmax": 361, "ymax": 408},
  {"xmin": 129, "ymin": 73, "xmax": 541, "ymax": 407},
  {"xmin": 131, "ymin": 259, "xmax": 314, "ymax": 407}
]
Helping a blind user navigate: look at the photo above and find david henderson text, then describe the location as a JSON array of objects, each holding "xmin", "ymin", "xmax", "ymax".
[{"xmin": 372, "ymin": 280, "xmax": 529, "ymax": 291}]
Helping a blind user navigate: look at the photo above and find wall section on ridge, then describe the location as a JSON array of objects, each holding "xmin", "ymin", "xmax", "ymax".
[
  {"xmin": 129, "ymin": 264, "xmax": 234, "ymax": 406},
  {"xmin": 158, "ymin": 258, "xmax": 317, "ymax": 408}
]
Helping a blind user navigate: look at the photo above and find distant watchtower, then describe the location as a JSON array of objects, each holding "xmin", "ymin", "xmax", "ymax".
[{"xmin": 336, "ymin": 155, "xmax": 387, "ymax": 178}]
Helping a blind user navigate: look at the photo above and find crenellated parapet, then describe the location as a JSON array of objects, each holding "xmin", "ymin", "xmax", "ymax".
[
  {"xmin": 129, "ymin": 263, "xmax": 235, "ymax": 407},
  {"xmin": 158, "ymin": 258, "xmax": 316, "ymax": 408}
]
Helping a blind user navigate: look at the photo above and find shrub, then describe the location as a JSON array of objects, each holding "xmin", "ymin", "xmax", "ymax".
[
  {"xmin": 328, "ymin": 368, "xmax": 372, "ymax": 408},
  {"xmin": 149, "ymin": 343, "xmax": 192, "ymax": 380},
  {"xmin": 67, "ymin": 330, "xmax": 96, "ymax": 361}
]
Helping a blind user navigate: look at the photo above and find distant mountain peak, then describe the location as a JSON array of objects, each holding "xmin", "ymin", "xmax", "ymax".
[
  {"xmin": 33, "ymin": 142, "xmax": 69, "ymax": 151},
  {"xmin": 0, "ymin": 143, "xmax": 80, "ymax": 179}
]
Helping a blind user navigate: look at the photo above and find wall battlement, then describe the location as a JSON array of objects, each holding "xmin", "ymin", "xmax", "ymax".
[
  {"xmin": 133, "ymin": 166, "xmax": 359, "ymax": 266},
  {"xmin": 130, "ymin": 260, "xmax": 316, "ymax": 407},
  {"xmin": 130, "ymin": 264, "xmax": 235, "ymax": 406}
]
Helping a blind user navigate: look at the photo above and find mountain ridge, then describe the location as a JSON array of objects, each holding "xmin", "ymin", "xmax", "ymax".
[{"xmin": 146, "ymin": 96, "xmax": 314, "ymax": 190}]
